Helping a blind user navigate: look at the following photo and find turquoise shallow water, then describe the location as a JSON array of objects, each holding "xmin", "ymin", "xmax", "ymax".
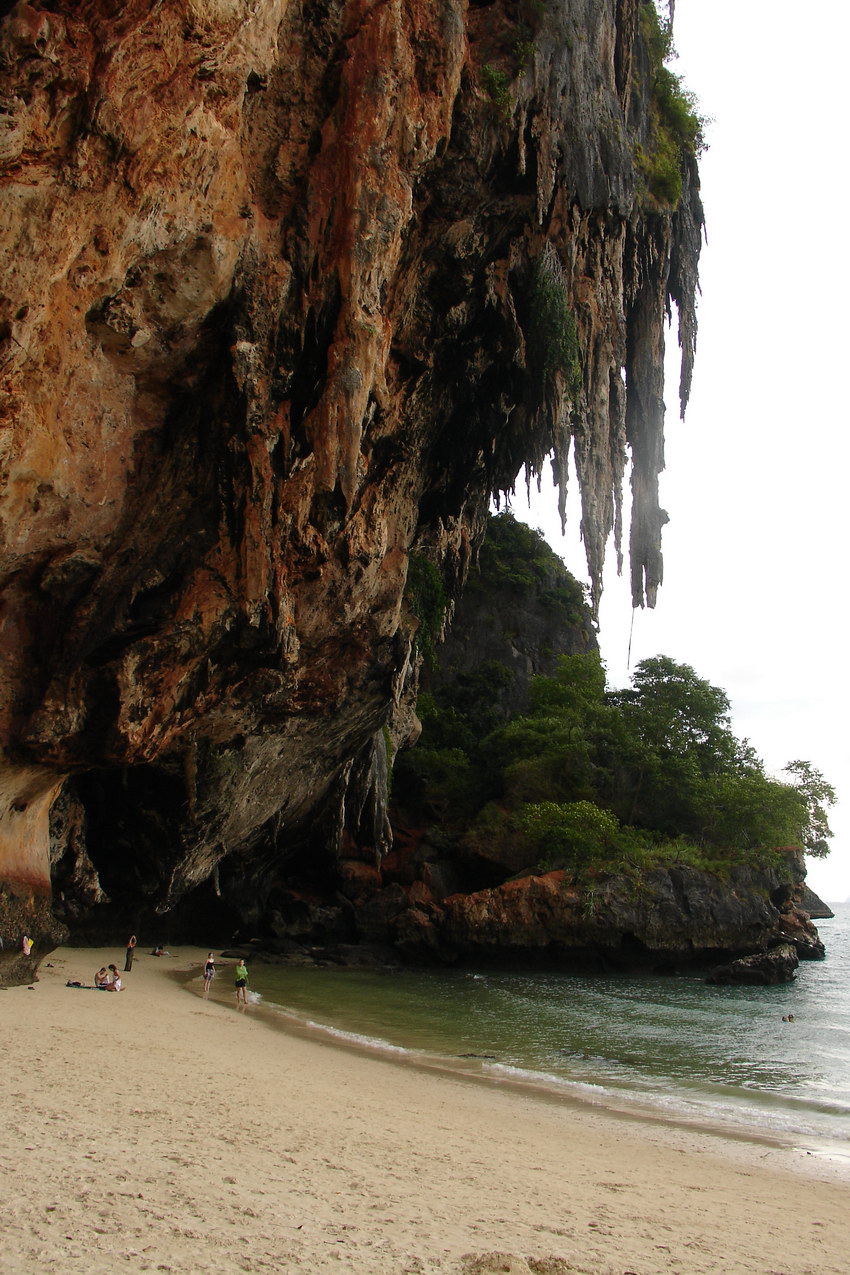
[{"xmin": 230, "ymin": 903, "xmax": 850, "ymax": 1152}]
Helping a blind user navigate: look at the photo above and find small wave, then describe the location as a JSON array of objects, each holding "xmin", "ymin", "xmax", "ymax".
[
  {"xmin": 301, "ymin": 1019, "xmax": 411, "ymax": 1054},
  {"xmin": 259, "ymin": 999, "xmax": 412, "ymax": 1056},
  {"xmin": 478, "ymin": 1058, "xmax": 850, "ymax": 1143}
]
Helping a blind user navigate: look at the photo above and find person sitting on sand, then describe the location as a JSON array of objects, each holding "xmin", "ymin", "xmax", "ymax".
[
  {"xmin": 101, "ymin": 964, "xmax": 123, "ymax": 991},
  {"xmin": 95, "ymin": 967, "xmax": 109, "ymax": 987},
  {"xmin": 151, "ymin": 945, "xmax": 171, "ymax": 957},
  {"xmin": 234, "ymin": 959, "xmax": 249, "ymax": 1004},
  {"xmin": 203, "ymin": 953, "xmax": 216, "ymax": 993}
]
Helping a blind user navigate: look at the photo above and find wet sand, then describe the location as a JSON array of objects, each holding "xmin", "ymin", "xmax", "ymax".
[{"xmin": 1, "ymin": 945, "xmax": 847, "ymax": 1275}]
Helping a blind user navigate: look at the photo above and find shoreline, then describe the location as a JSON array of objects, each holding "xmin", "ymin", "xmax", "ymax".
[
  {"xmin": 2, "ymin": 946, "xmax": 849, "ymax": 1274},
  {"xmin": 191, "ymin": 957, "xmax": 850, "ymax": 1179}
]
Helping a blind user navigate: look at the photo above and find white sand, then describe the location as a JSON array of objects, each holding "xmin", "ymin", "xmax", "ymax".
[{"xmin": 1, "ymin": 946, "xmax": 847, "ymax": 1275}]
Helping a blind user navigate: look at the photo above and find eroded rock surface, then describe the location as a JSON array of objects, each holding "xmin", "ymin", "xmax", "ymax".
[
  {"xmin": 355, "ymin": 849, "xmax": 824, "ymax": 972},
  {"xmin": 0, "ymin": 1, "xmax": 702, "ymax": 944}
]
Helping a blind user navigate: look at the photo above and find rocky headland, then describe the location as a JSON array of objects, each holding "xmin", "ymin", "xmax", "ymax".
[{"xmin": 0, "ymin": 1, "xmax": 823, "ymax": 984}]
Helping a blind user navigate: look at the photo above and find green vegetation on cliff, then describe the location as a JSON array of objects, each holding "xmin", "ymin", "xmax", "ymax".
[
  {"xmin": 395, "ymin": 521, "xmax": 834, "ymax": 884},
  {"xmin": 405, "ymin": 552, "xmax": 448, "ymax": 669},
  {"xmin": 466, "ymin": 511, "xmax": 587, "ymax": 623},
  {"xmin": 528, "ymin": 246, "xmax": 582, "ymax": 396},
  {"xmin": 637, "ymin": 1, "xmax": 707, "ymax": 206}
]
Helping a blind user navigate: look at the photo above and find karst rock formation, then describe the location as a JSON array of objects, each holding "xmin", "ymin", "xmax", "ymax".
[{"xmin": 0, "ymin": 0, "xmax": 702, "ymax": 955}]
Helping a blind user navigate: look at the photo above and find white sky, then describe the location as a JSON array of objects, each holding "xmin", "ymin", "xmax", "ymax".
[{"xmin": 513, "ymin": 0, "xmax": 850, "ymax": 902}]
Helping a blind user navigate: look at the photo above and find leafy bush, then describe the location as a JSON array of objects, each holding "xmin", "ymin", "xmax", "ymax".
[
  {"xmin": 416, "ymin": 691, "xmax": 479, "ymax": 754},
  {"xmin": 635, "ymin": 136, "xmax": 685, "ymax": 207},
  {"xmin": 396, "ymin": 747, "xmax": 484, "ymax": 824},
  {"xmin": 480, "ymin": 63, "xmax": 512, "ymax": 122},
  {"xmin": 528, "ymin": 245, "xmax": 582, "ymax": 395},
  {"xmin": 637, "ymin": 1, "xmax": 707, "ymax": 206},
  {"xmin": 514, "ymin": 38, "xmax": 534, "ymax": 73},
  {"xmin": 653, "ymin": 64, "xmax": 705, "ymax": 155},
  {"xmin": 521, "ymin": 800, "xmax": 621, "ymax": 871},
  {"xmin": 405, "ymin": 553, "xmax": 446, "ymax": 668}
]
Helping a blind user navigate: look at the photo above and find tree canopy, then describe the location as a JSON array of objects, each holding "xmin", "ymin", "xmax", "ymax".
[{"xmin": 394, "ymin": 649, "xmax": 835, "ymax": 880}]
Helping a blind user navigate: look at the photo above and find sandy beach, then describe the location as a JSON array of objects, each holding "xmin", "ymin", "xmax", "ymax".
[{"xmin": 1, "ymin": 948, "xmax": 848, "ymax": 1275}]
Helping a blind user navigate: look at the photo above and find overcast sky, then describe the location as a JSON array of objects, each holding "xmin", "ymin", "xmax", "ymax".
[{"xmin": 515, "ymin": 0, "xmax": 850, "ymax": 902}]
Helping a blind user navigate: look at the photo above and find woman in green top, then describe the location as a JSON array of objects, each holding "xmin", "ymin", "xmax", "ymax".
[{"xmin": 234, "ymin": 959, "xmax": 249, "ymax": 1004}]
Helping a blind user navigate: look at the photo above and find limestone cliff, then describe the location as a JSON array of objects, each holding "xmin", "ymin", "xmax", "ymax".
[
  {"xmin": 418, "ymin": 510, "xmax": 597, "ymax": 728},
  {"xmin": 0, "ymin": 0, "xmax": 703, "ymax": 956},
  {"xmin": 422, "ymin": 854, "xmax": 825, "ymax": 976}
]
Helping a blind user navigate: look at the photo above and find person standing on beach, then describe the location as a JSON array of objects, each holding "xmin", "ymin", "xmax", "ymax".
[
  {"xmin": 234, "ymin": 959, "xmax": 249, "ymax": 1004},
  {"xmin": 124, "ymin": 934, "xmax": 137, "ymax": 971},
  {"xmin": 203, "ymin": 952, "xmax": 216, "ymax": 994}
]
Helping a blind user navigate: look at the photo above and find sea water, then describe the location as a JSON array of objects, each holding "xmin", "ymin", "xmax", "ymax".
[{"xmin": 232, "ymin": 903, "xmax": 850, "ymax": 1155}]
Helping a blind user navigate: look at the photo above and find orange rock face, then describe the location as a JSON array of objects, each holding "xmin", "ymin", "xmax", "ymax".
[{"xmin": 0, "ymin": 1, "xmax": 701, "ymax": 939}]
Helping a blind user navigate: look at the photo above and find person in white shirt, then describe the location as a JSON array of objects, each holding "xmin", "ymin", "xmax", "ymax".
[{"xmin": 101, "ymin": 964, "xmax": 123, "ymax": 991}]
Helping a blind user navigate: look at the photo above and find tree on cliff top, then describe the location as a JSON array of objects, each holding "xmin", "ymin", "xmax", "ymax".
[
  {"xmin": 783, "ymin": 761, "xmax": 836, "ymax": 857},
  {"xmin": 397, "ymin": 645, "xmax": 835, "ymax": 880}
]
